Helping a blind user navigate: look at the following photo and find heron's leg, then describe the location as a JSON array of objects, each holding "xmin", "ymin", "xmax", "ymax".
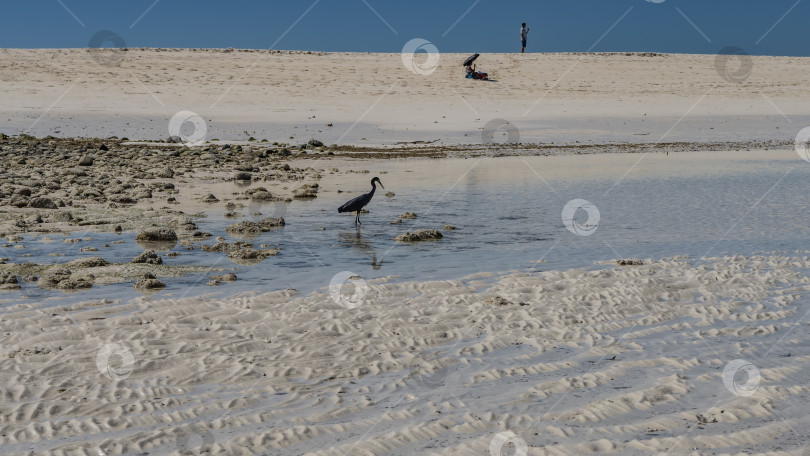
[{"xmin": 357, "ymin": 212, "xmax": 362, "ymax": 225}]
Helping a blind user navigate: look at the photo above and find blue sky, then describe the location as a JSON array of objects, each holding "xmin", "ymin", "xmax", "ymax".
[{"xmin": 2, "ymin": 0, "xmax": 806, "ymax": 56}]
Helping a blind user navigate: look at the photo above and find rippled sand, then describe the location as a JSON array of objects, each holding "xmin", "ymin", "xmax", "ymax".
[{"xmin": 2, "ymin": 254, "xmax": 809, "ymax": 455}]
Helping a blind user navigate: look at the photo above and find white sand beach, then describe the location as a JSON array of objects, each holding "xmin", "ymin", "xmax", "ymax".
[{"xmin": 1, "ymin": 49, "xmax": 808, "ymax": 144}]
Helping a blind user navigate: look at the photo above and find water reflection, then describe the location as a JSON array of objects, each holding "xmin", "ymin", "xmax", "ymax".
[{"xmin": 339, "ymin": 228, "xmax": 383, "ymax": 270}]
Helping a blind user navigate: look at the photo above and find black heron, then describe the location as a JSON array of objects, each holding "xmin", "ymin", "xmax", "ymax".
[{"xmin": 338, "ymin": 177, "xmax": 384, "ymax": 225}]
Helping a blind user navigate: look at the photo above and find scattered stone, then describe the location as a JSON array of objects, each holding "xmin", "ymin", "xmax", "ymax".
[
  {"xmin": 258, "ymin": 217, "xmax": 285, "ymax": 229},
  {"xmin": 68, "ymin": 257, "xmax": 110, "ymax": 268},
  {"xmin": 50, "ymin": 211, "xmax": 74, "ymax": 222},
  {"xmin": 308, "ymin": 139, "xmax": 324, "ymax": 147},
  {"xmin": 399, "ymin": 212, "xmax": 417, "ymax": 219},
  {"xmin": 78, "ymin": 156, "xmax": 94, "ymax": 166},
  {"xmin": 132, "ymin": 250, "xmax": 162, "ymax": 265},
  {"xmin": 234, "ymin": 171, "xmax": 252, "ymax": 181},
  {"xmin": 135, "ymin": 228, "xmax": 178, "ymax": 242},
  {"xmin": 0, "ymin": 272, "xmax": 20, "ymax": 290},
  {"xmin": 443, "ymin": 225, "xmax": 456, "ymax": 230},
  {"xmin": 251, "ymin": 191, "xmax": 274, "ymax": 201},
  {"xmin": 227, "ymin": 248, "xmax": 279, "ymax": 264},
  {"xmin": 617, "ymin": 259, "xmax": 644, "ymax": 266},
  {"xmin": 156, "ymin": 167, "xmax": 174, "ymax": 178},
  {"xmin": 394, "ymin": 229, "xmax": 443, "ymax": 242},
  {"xmin": 37, "ymin": 268, "xmax": 93, "ymax": 290},
  {"xmin": 293, "ymin": 183, "xmax": 319, "ymax": 198},
  {"xmin": 226, "ymin": 218, "xmax": 285, "ymax": 236},
  {"xmin": 225, "ymin": 221, "xmax": 263, "ymax": 236},
  {"xmin": 28, "ymin": 197, "xmax": 57, "ymax": 209},
  {"xmin": 201, "ymin": 193, "xmax": 220, "ymax": 203},
  {"xmin": 134, "ymin": 273, "xmax": 165, "ymax": 291},
  {"xmin": 214, "ymin": 273, "xmax": 237, "ymax": 281},
  {"xmin": 385, "ymin": 192, "xmax": 395, "ymax": 197}
]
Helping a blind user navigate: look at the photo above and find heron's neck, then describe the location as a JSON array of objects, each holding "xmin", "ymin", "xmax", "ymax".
[{"xmin": 370, "ymin": 181, "xmax": 377, "ymax": 195}]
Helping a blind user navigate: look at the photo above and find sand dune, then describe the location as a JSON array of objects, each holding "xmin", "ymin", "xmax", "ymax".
[{"xmin": 2, "ymin": 254, "xmax": 809, "ymax": 455}]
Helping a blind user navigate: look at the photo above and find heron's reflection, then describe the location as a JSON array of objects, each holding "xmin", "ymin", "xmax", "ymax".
[{"xmin": 339, "ymin": 228, "xmax": 383, "ymax": 270}]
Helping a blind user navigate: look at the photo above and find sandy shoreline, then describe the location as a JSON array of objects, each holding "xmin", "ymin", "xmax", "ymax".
[{"xmin": 1, "ymin": 49, "xmax": 809, "ymax": 145}]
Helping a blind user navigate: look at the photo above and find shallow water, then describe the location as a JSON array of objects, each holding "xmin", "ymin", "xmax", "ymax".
[{"xmin": 5, "ymin": 149, "xmax": 810, "ymax": 307}]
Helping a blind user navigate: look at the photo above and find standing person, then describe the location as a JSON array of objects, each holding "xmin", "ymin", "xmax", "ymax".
[{"xmin": 520, "ymin": 23, "xmax": 530, "ymax": 53}]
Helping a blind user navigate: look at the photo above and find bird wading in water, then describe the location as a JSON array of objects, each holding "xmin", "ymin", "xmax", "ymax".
[{"xmin": 338, "ymin": 177, "xmax": 384, "ymax": 225}]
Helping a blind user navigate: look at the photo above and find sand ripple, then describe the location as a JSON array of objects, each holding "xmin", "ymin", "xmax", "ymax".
[{"xmin": 2, "ymin": 255, "xmax": 810, "ymax": 455}]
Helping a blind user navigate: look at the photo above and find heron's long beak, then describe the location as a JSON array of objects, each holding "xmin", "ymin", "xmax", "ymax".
[{"xmin": 379, "ymin": 181, "xmax": 384, "ymax": 190}]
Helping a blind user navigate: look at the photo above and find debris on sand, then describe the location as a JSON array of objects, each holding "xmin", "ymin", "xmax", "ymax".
[
  {"xmin": 132, "ymin": 250, "xmax": 162, "ymax": 265},
  {"xmin": 398, "ymin": 212, "xmax": 417, "ymax": 219},
  {"xmin": 484, "ymin": 296, "xmax": 512, "ymax": 306},
  {"xmin": 134, "ymin": 272, "xmax": 165, "ymax": 291},
  {"xmin": 484, "ymin": 296, "xmax": 528, "ymax": 307},
  {"xmin": 135, "ymin": 227, "xmax": 178, "ymax": 242},
  {"xmin": 394, "ymin": 229, "xmax": 443, "ymax": 242},
  {"xmin": 616, "ymin": 259, "xmax": 644, "ymax": 266}
]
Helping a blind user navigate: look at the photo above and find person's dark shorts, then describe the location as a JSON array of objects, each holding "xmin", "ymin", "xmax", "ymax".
[{"xmin": 522, "ymin": 39, "xmax": 527, "ymax": 47}]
